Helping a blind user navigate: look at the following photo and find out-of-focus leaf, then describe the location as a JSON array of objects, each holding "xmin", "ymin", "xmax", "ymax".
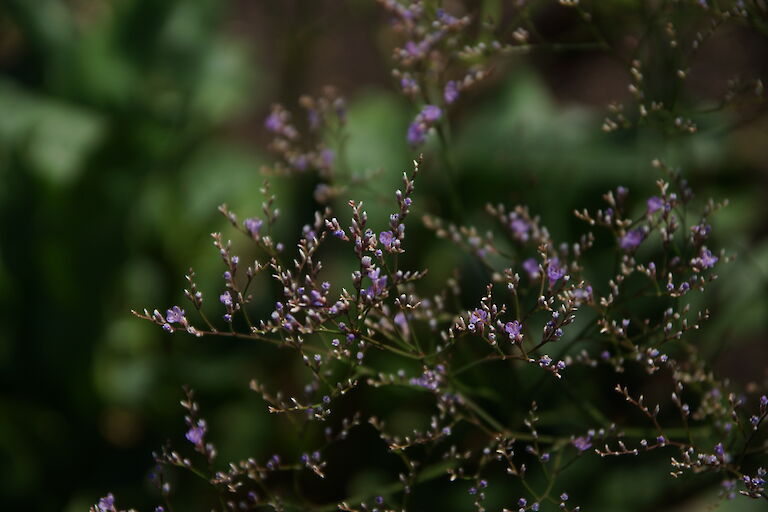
[
  {"xmin": 0, "ymin": 80, "xmax": 105, "ymax": 186},
  {"xmin": 189, "ymin": 39, "xmax": 257, "ymax": 123}
]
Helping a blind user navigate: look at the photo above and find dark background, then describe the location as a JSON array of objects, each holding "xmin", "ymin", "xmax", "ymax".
[{"xmin": 1, "ymin": 1, "xmax": 767, "ymax": 511}]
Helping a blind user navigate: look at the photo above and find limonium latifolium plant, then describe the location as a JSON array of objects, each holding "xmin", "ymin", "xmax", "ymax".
[{"xmin": 93, "ymin": 1, "xmax": 768, "ymax": 511}]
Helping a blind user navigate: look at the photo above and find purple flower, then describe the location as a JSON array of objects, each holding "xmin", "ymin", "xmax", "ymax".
[
  {"xmin": 186, "ymin": 420, "xmax": 206, "ymax": 446},
  {"xmin": 469, "ymin": 308, "xmax": 488, "ymax": 327},
  {"xmin": 572, "ymin": 436, "xmax": 593, "ymax": 452},
  {"xmin": 220, "ymin": 291, "xmax": 232, "ymax": 306},
  {"xmin": 410, "ymin": 368, "xmax": 442, "ymax": 390},
  {"xmin": 523, "ymin": 258, "xmax": 540, "ymax": 279},
  {"xmin": 245, "ymin": 217, "xmax": 263, "ymax": 237},
  {"xmin": 404, "ymin": 40, "xmax": 420, "ymax": 57},
  {"xmin": 379, "ymin": 230, "xmax": 394, "ymax": 248},
  {"xmin": 406, "ymin": 105, "xmax": 443, "ymax": 146},
  {"xmin": 364, "ymin": 268, "xmax": 388, "ymax": 299},
  {"xmin": 620, "ymin": 228, "xmax": 645, "ymax": 251},
  {"xmin": 394, "ymin": 311, "xmax": 410, "ymax": 338},
  {"xmin": 165, "ymin": 306, "xmax": 185, "ymax": 324},
  {"xmin": 692, "ymin": 248, "xmax": 718, "ymax": 269},
  {"xmin": 547, "ymin": 258, "xmax": 565, "ymax": 287},
  {"xmin": 264, "ymin": 111, "xmax": 283, "ymax": 133},
  {"xmin": 647, "ymin": 196, "xmax": 664, "ymax": 214},
  {"xmin": 321, "ymin": 148, "xmax": 335, "ymax": 168},
  {"xmin": 505, "ymin": 321, "xmax": 523, "ymax": 341},
  {"xmin": 573, "ymin": 285, "xmax": 593, "ymax": 304},
  {"xmin": 407, "ymin": 122, "xmax": 427, "ymax": 146},
  {"xmin": 404, "ymin": 39, "xmax": 430, "ymax": 58},
  {"xmin": 444, "ymin": 80, "xmax": 459, "ymax": 104},
  {"xmin": 307, "ymin": 108, "xmax": 321, "ymax": 130},
  {"xmin": 98, "ymin": 494, "xmax": 116, "ymax": 512},
  {"xmin": 421, "ymin": 105, "xmax": 442, "ymax": 122},
  {"xmin": 291, "ymin": 154, "xmax": 309, "ymax": 171},
  {"xmin": 436, "ymin": 8, "xmax": 458, "ymax": 24},
  {"xmin": 510, "ymin": 218, "xmax": 530, "ymax": 242},
  {"xmin": 401, "ymin": 76, "xmax": 418, "ymax": 92}
]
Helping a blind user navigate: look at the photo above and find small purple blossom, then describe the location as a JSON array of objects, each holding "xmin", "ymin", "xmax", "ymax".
[
  {"xmin": 363, "ymin": 268, "xmax": 388, "ymax": 299},
  {"xmin": 504, "ymin": 320, "xmax": 523, "ymax": 341},
  {"xmin": 469, "ymin": 309, "xmax": 488, "ymax": 331},
  {"xmin": 264, "ymin": 111, "xmax": 283, "ymax": 133},
  {"xmin": 444, "ymin": 80, "xmax": 459, "ymax": 104},
  {"xmin": 404, "ymin": 39, "xmax": 429, "ymax": 59},
  {"xmin": 379, "ymin": 230, "xmax": 394, "ymax": 248},
  {"xmin": 620, "ymin": 228, "xmax": 645, "ymax": 251},
  {"xmin": 245, "ymin": 218, "xmax": 263, "ymax": 238},
  {"xmin": 407, "ymin": 105, "xmax": 442, "ymax": 146},
  {"xmin": 421, "ymin": 105, "xmax": 441, "ymax": 122},
  {"xmin": 511, "ymin": 218, "xmax": 530, "ymax": 242},
  {"xmin": 691, "ymin": 247, "xmax": 718, "ymax": 269},
  {"xmin": 572, "ymin": 436, "xmax": 593, "ymax": 452},
  {"xmin": 547, "ymin": 258, "xmax": 565, "ymax": 287},
  {"xmin": 220, "ymin": 291, "xmax": 232, "ymax": 306},
  {"xmin": 394, "ymin": 311, "xmax": 410, "ymax": 338},
  {"xmin": 573, "ymin": 285, "xmax": 593, "ymax": 304},
  {"xmin": 97, "ymin": 494, "xmax": 116, "ymax": 512},
  {"xmin": 523, "ymin": 258, "xmax": 540, "ymax": 279},
  {"xmin": 401, "ymin": 76, "xmax": 418, "ymax": 92},
  {"xmin": 186, "ymin": 420, "xmax": 206, "ymax": 446},
  {"xmin": 165, "ymin": 306, "xmax": 185, "ymax": 324},
  {"xmin": 410, "ymin": 367, "xmax": 443, "ymax": 391},
  {"xmin": 407, "ymin": 121, "xmax": 426, "ymax": 145},
  {"xmin": 290, "ymin": 154, "xmax": 308, "ymax": 171},
  {"xmin": 647, "ymin": 196, "xmax": 664, "ymax": 213}
]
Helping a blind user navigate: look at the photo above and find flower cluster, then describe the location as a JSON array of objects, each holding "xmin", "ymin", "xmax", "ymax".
[
  {"xmin": 96, "ymin": 2, "xmax": 768, "ymax": 511},
  {"xmin": 117, "ymin": 151, "xmax": 768, "ymax": 511},
  {"xmin": 379, "ymin": 1, "xmax": 494, "ymax": 146},
  {"xmin": 263, "ymin": 86, "xmax": 346, "ymax": 178}
]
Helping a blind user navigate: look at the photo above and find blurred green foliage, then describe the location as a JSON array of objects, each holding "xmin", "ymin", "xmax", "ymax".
[{"xmin": 0, "ymin": 1, "xmax": 766, "ymax": 511}]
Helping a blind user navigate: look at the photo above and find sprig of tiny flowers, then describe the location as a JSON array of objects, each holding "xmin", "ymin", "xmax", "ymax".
[
  {"xmin": 95, "ymin": 2, "xmax": 768, "ymax": 509},
  {"xmin": 111, "ymin": 151, "xmax": 767, "ymax": 512},
  {"xmin": 379, "ymin": 1, "xmax": 767, "ymax": 148},
  {"xmin": 263, "ymin": 86, "xmax": 346, "ymax": 178}
]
